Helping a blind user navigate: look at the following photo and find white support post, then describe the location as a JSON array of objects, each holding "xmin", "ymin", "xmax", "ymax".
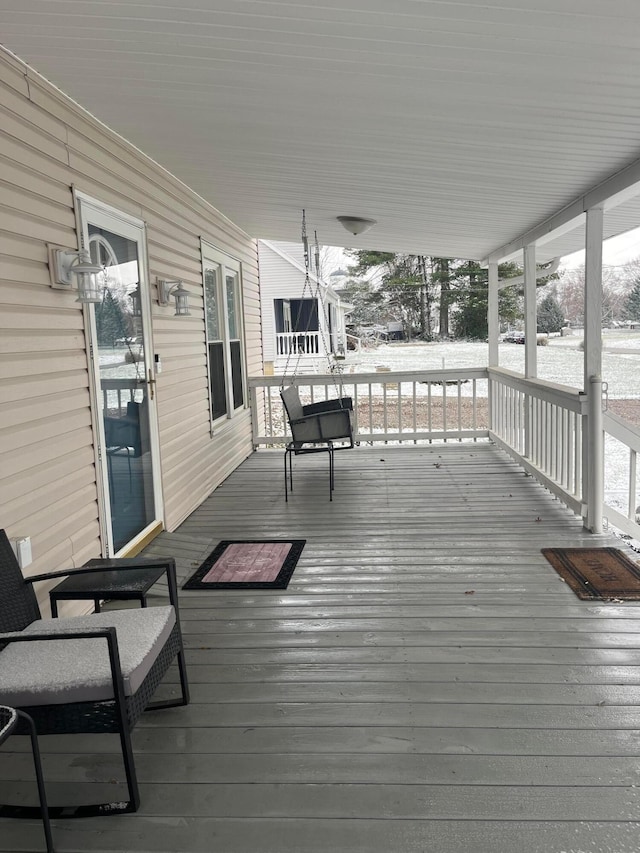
[
  {"xmin": 488, "ymin": 262, "xmax": 499, "ymax": 367},
  {"xmin": 583, "ymin": 206, "xmax": 604, "ymax": 531},
  {"xmin": 523, "ymin": 245, "xmax": 537, "ymax": 458},
  {"xmin": 523, "ymin": 244, "xmax": 537, "ymax": 379},
  {"xmin": 584, "ymin": 207, "xmax": 604, "ymax": 390},
  {"xmin": 587, "ymin": 375, "xmax": 604, "ymax": 533}
]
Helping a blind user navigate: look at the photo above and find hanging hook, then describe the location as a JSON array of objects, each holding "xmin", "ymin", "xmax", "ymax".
[{"xmin": 314, "ymin": 230, "xmax": 321, "ymax": 278}]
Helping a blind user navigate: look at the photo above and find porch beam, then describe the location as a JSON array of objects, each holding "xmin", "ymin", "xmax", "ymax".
[
  {"xmin": 487, "ymin": 262, "xmax": 499, "ymax": 367},
  {"xmin": 482, "ymin": 155, "xmax": 640, "ymax": 266},
  {"xmin": 583, "ymin": 206, "xmax": 604, "ymax": 534}
]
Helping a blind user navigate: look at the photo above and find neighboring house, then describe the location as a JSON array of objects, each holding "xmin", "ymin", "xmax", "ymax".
[
  {"xmin": 0, "ymin": 48, "xmax": 262, "ymax": 571},
  {"xmin": 258, "ymin": 241, "xmax": 351, "ymax": 374}
]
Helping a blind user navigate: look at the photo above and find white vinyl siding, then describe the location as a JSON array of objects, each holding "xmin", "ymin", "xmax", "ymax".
[{"xmin": 0, "ymin": 47, "xmax": 262, "ymax": 578}]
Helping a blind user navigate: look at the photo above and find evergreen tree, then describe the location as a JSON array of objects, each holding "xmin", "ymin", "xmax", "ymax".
[
  {"xmin": 336, "ymin": 278, "xmax": 384, "ymax": 327},
  {"xmin": 453, "ymin": 261, "xmax": 522, "ymax": 340},
  {"xmin": 95, "ymin": 289, "xmax": 128, "ymax": 347},
  {"xmin": 345, "ymin": 250, "xmax": 432, "ymax": 339},
  {"xmin": 537, "ymin": 293, "xmax": 565, "ymax": 333},
  {"xmin": 624, "ymin": 278, "xmax": 640, "ymax": 321}
]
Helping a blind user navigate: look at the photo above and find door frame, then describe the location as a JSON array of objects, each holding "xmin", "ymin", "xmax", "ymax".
[{"xmin": 74, "ymin": 190, "xmax": 164, "ymax": 556}]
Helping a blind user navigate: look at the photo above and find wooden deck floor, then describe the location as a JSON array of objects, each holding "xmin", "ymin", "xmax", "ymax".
[{"xmin": 4, "ymin": 443, "xmax": 640, "ymax": 852}]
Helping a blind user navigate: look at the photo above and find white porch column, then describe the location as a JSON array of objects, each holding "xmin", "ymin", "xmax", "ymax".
[
  {"xmin": 583, "ymin": 206, "xmax": 604, "ymax": 533},
  {"xmin": 488, "ymin": 262, "xmax": 499, "ymax": 367},
  {"xmin": 523, "ymin": 244, "xmax": 537, "ymax": 379}
]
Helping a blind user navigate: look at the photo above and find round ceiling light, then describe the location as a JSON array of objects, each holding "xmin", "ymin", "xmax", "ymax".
[{"xmin": 336, "ymin": 216, "xmax": 377, "ymax": 236}]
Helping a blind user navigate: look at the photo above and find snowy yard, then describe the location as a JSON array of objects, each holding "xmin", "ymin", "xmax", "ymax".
[{"xmin": 343, "ymin": 331, "xmax": 640, "ymax": 401}]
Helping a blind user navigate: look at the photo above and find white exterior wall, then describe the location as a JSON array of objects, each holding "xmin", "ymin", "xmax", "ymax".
[
  {"xmin": 0, "ymin": 49, "xmax": 262, "ymax": 577},
  {"xmin": 258, "ymin": 240, "xmax": 345, "ymax": 364}
]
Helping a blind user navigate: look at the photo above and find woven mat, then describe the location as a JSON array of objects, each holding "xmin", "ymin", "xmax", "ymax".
[
  {"xmin": 542, "ymin": 547, "xmax": 640, "ymax": 600},
  {"xmin": 182, "ymin": 539, "xmax": 305, "ymax": 590}
]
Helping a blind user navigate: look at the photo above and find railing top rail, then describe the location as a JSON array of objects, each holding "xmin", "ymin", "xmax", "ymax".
[
  {"xmin": 249, "ymin": 367, "xmax": 489, "ymax": 388},
  {"xmin": 603, "ymin": 409, "xmax": 640, "ymax": 452},
  {"xmin": 488, "ymin": 366, "xmax": 585, "ymax": 411}
]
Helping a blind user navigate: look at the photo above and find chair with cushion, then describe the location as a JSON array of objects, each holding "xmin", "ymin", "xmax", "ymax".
[
  {"xmin": 0, "ymin": 529, "xmax": 189, "ymax": 819},
  {"xmin": 280, "ymin": 385, "xmax": 354, "ymax": 501}
]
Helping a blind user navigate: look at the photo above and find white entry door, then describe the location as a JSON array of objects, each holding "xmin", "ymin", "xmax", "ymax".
[{"xmin": 76, "ymin": 194, "xmax": 162, "ymax": 555}]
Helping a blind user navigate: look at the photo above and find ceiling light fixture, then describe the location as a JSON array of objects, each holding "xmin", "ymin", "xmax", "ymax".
[{"xmin": 336, "ymin": 216, "xmax": 377, "ymax": 236}]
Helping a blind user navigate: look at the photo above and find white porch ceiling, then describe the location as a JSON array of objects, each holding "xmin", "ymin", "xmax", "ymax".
[{"xmin": 3, "ymin": 0, "xmax": 640, "ymax": 261}]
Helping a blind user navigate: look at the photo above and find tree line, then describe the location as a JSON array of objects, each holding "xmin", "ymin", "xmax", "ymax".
[{"xmin": 338, "ymin": 250, "xmax": 640, "ymax": 340}]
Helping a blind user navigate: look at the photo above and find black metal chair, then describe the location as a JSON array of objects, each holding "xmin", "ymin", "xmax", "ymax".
[
  {"xmin": 280, "ymin": 385, "xmax": 354, "ymax": 501},
  {"xmin": 0, "ymin": 529, "xmax": 189, "ymax": 819}
]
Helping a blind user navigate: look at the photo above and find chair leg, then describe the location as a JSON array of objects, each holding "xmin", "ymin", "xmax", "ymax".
[
  {"xmin": 284, "ymin": 448, "xmax": 288, "ymax": 502},
  {"xmin": 284, "ymin": 446, "xmax": 294, "ymax": 502},
  {"xmin": 146, "ymin": 647, "xmax": 191, "ymax": 710},
  {"xmin": 177, "ymin": 648, "xmax": 191, "ymax": 706},
  {"xmin": 117, "ymin": 723, "xmax": 141, "ymax": 814},
  {"xmin": 329, "ymin": 446, "xmax": 334, "ymax": 501},
  {"xmin": 16, "ymin": 711, "xmax": 55, "ymax": 853}
]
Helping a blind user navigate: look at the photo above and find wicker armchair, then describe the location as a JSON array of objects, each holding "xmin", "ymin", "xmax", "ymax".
[
  {"xmin": 280, "ymin": 385, "xmax": 354, "ymax": 501},
  {"xmin": 0, "ymin": 529, "xmax": 189, "ymax": 819}
]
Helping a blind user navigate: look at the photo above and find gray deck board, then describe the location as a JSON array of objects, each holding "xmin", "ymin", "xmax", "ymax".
[{"xmin": 3, "ymin": 443, "xmax": 640, "ymax": 852}]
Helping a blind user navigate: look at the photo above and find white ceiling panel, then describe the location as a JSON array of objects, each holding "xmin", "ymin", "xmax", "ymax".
[{"xmin": 4, "ymin": 0, "xmax": 640, "ymax": 259}]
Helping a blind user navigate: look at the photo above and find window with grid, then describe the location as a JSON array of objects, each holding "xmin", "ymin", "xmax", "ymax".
[{"xmin": 202, "ymin": 244, "xmax": 246, "ymax": 428}]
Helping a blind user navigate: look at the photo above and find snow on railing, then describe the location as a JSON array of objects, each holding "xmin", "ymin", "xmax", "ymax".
[
  {"xmin": 488, "ymin": 367, "xmax": 586, "ymax": 515},
  {"xmin": 249, "ymin": 368, "xmax": 490, "ymax": 446}
]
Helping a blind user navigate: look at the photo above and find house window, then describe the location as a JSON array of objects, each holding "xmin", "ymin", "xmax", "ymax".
[
  {"xmin": 202, "ymin": 244, "xmax": 245, "ymax": 428},
  {"xmin": 274, "ymin": 298, "xmax": 318, "ymax": 333}
]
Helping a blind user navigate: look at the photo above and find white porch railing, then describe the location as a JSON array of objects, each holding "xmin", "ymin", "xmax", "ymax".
[
  {"xmin": 101, "ymin": 378, "xmax": 141, "ymax": 418},
  {"xmin": 276, "ymin": 332, "xmax": 321, "ymax": 356},
  {"xmin": 249, "ymin": 366, "xmax": 640, "ymax": 536},
  {"xmin": 488, "ymin": 367, "xmax": 586, "ymax": 516},
  {"xmin": 249, "ymin": 369, "xmax": 490, "ymax": 446},
  {"xmin": 602, "ymin": 409, "xmax": 640, "ymax": 541}
]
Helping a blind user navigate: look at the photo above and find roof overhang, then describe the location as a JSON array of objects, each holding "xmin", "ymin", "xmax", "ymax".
[{"xmin": 3, "ymin": 1, "xmax": 640, "ymax": 261}]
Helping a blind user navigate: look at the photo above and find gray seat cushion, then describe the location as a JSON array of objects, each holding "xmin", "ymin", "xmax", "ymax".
[{"xmin": 0, "ymin": 606, "xmax": 175, "ymax": 706}]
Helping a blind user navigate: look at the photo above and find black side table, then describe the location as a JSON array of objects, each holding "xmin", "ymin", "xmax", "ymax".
[{"xmin": 49, "ymin": 560, "xmax": 167, "ymax": 617}]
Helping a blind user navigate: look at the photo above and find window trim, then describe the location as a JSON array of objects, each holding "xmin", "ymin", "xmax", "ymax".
[{"xmin": 201, "ymin": 241, "xmax": 247, "ymax": 433}]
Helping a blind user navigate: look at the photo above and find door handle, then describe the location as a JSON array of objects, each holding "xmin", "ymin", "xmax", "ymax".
[{"xmin": 147, "ymin": 369, "xmax": 156, "ymax": 401}]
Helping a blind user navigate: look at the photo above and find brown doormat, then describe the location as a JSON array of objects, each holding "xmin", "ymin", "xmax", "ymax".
[{"xmin": 542, "ymin": 547, "xmax": 640, "ymax": 600}]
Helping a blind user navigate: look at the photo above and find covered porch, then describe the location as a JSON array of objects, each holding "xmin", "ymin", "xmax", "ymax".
[{"xmin": 3, "ymin": 443, "xmax": 640, "ymax": 852}]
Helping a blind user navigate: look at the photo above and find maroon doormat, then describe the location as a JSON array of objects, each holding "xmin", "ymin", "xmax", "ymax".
[
  {"xmin": 542, "ymin": 547, "xmax": 640, "ymax": 600},
  {"xmin": 182, "ymin": 539, "xmax": 306, "ymax": 590}
]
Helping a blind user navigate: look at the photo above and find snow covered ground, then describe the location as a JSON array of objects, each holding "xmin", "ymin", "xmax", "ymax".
[{"xmin": 343, "ymin": 331, "xmax": 640, "ymax": 399}]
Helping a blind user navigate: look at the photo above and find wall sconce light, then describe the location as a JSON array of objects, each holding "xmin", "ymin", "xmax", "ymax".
[
  {"xmin": 157, "ymin": 278, "xmax": 191, "ymax": 316},
  {"xmin": 48, "ymin": 245, "xmax": 103, "ymax": 303},
  {"xmin": 336, "ymin": 216, "xmax": 377, "ymax": 236}
]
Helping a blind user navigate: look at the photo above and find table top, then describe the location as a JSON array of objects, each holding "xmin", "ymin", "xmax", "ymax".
[{"xmin": 50, "ymin": 565, "xmax": 166, "ymax": 599}]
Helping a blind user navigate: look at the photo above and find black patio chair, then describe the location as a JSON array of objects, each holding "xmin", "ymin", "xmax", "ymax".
[
  {"xmin": 280, "ymin": 385, "xmax": 354, "ymax": 501},
  {"xmin": 0, "ymin": 529, "xmax": 189, "ymax": 819}
]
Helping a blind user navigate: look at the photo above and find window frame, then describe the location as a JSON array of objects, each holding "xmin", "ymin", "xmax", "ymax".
[{"xmin": 201, "ymin": 241, "xmax": 247, "ymax": 432}]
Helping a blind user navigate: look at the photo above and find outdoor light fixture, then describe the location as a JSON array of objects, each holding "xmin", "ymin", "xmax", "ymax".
[
  {"xmin": 48, "ymin": 245, "xmax": 103, "ymax": 303},
  {"xmin": 336, "ymin": 216, "xmax": 377, "ymax": 236},
  {"xmin": 157, "ymin": 278, "xmax": 191, "ymax": 316}
]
